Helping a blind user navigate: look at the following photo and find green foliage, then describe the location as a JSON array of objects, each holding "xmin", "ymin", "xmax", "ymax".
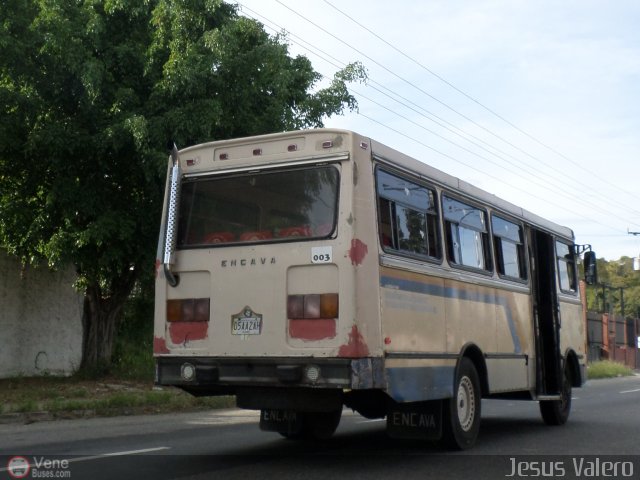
[
  {"xmin": 0, "ymin": 375, "xmax": 235, "ymax": 416},
  {"xmin": 583, "ymin": 256, "xmax": 640, "ymax": 317},
  {"xmin": 587, "ymin": 360, "xmax": 634, "ymax": 379},
  {"xmin": 111, "ymin": 273, "xmax": 155, "ymax": 380},
  {"xmin": 1, "ymin": 0, "xmax": 165, "ymax": 285},
  {"xmin": 0, "ymin": 0, "xmax": 364, "ymax": 369}
]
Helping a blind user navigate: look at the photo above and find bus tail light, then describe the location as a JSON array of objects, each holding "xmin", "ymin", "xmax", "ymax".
[
  {"xmin": 287, "ymin": 294, "xmax": 338, "ymax": 319},
  {"xmin": 167, "ymin": 298, "xmax": 210, "ymax": 323},
  {"xmin": 287, "ymin": 294, "xmax": 338, "ymax": 341}
]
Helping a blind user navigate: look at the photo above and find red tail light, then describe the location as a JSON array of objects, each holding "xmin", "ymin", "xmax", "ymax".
[
  {"xmin": 287, "ymin": 293, "xmax": 338, "ymax": 341},
  {"xmin": 166, "ymin": 298, "xmax": 210, "ymax": 322},
  {"xmin": 287, "ymin": 294, "xmax": 338, "ymax": 319}
]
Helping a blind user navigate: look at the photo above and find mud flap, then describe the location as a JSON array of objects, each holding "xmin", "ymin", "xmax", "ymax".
[
  {"xmin": 260, "ymin": 409, "xmax": 303, "ymax": 436},
  {"xmin": 386, "ymin": 400, "xmax": 443, "ymax": 440}
]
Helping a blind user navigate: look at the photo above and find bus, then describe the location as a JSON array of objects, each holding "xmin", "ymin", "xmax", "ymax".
[{"xmin": 154, "ymin": 129, "xmax": 597, "ymax": 449}]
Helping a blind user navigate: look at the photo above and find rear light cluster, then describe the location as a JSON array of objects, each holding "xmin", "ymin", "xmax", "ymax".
[
  {"xmin": 287, "ymin": 293, "xmax": 339, "ymax": 319},
  {"xmin": 167, "ymin": 298, "xmax": 210, "ymax": 323},
  {"xmin": 287, "ymin": 293, "xmax": 339, "ymax": 341}
]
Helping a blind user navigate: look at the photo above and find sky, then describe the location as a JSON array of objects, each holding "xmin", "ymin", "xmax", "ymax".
[{"xmin": 236, "ymin": 0, "xmax": 640, "ymax": 261}]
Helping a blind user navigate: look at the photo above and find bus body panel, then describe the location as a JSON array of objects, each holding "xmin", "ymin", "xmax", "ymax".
[
  {"xmin": 559, "ymin": 297, "xmax": 587, "ymax": 365},
  {"xmin": 379, "ymin": 263, "xmax": 535, "ymax": 397}
]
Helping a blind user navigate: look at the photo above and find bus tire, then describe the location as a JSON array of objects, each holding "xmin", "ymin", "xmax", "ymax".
[
  {"xmin": 441, "ymin": 357, "xmax": 481, "ymax": 450},
  {"xmin": 540, "ymin": 368, "xmax": 572, "ymax": 426}
]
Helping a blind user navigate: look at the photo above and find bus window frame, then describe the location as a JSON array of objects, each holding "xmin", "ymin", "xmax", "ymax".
[
  {"xmin": 374, "ymin": 166, "xmax": 442, "ymax": 264},
  {"xmin": 555, "ymin": 239, "xmax": 578, "ymax": 295},
  {"xmin": 175, "ymin": 163, "xmax": 342, "ymax": 249},
  {"xmin": 490, "ymin": 213, "xmax": 529, "ymax": 284},
  {"xmin": 441, "ymin": 192, "xmax": 494, "ymax": 276}
]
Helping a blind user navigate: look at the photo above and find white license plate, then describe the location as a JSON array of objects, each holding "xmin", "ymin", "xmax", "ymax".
[{"xmin": 232, "ymin": 317, "xmax": 262, "ymax": 335}]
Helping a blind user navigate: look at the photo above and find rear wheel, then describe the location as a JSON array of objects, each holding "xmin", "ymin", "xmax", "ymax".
[
  {"xmin": 441, "ymin": 357, "xmax": 481, "ymax": 450},
  {"xmin": 540, "ymin": 368, "xmax": 572, "ymax": 425}
]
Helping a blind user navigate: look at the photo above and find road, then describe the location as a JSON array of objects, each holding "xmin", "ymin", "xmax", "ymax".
[{"xmin": 1, "ymin": 376, "xmax": 639, "ymax": 479}]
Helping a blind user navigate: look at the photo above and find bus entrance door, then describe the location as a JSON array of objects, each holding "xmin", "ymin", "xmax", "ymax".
[{"xmin": 531, "ymin": 229, "xmax": 563, "ymax": 397}]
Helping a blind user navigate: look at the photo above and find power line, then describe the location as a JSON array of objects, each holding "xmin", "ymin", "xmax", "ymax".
[
  {"xmin": 354, "ymin": 109, "xmax": 624, "ymax": 233},
  {"xmin": 320, "ymin": 0, "xmax": 640, "ymax": 207},
  {"xmin": 237, "ymin": 2, "xmax": 640, "ymax": 246},
  {"xmin": 359, "ymin": 81, "xmax": 640, "ymax": 226},
  {"xmin": 271, "ymin": 0, "xmax": 640, "ymax": 218},
  {"xmin": 350, "ymin": 92, "xmax": 624, "ymax": 232},
  {"xmin": 238, "ymin": 2, "xmax": 640, "ymax": 228}
]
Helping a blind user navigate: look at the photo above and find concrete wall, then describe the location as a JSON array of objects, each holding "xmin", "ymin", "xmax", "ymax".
[{"xmin": 0, "ymin": 250, "xmax": 83, "ymax": 378}]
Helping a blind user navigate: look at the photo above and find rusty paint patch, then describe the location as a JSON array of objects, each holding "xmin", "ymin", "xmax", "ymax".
[
  {"xmin": 153, "ymin": 336, "xmax": 170, "ymax": 354},
  {"xmin": 289, "ymin": 318, "xmax": 336, "ymax": 341},
  {"xmin": 169, "ymin": 322, "xmax": 208, "ymax": 345},
  {"xmin": 349, "ymin": 239, "xmax": 368, "ymax": 266},
  {"xmin": 338, "ymin": 325, "xmax": 369, "ymax": 357}
]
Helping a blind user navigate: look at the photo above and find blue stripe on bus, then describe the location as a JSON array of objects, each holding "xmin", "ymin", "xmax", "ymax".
[
  {"xmin": 380, "ymin": 275, "xmax": 522, "ymax": 354},
  {"xmin": 386, "ymin": 366, "xmax": 455, "ymax": 402}
]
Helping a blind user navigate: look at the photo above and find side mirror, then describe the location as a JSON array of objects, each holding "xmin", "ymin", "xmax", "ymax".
[{"xmin": 583, "ymin": 251, "xmax": 598, "ymax": 285}]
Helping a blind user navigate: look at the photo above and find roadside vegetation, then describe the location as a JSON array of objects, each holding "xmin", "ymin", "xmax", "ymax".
[
  {"xmin": 0, "ymin": 281, "xmax": 236, "ymax": 420},
  {"xmin": 0, "ymin": 375, "xmax": 234, "ymax": 419},
  {"xmin": 587, "ymin": 360, "xmax": 634, "ymax": 379}
]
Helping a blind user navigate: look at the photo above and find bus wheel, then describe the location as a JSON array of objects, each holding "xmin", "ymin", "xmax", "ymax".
[
  {"xmin": 441, "ymin": 357, "xmax": 481, "ymax": 450},
  {"xmin": 540, "ymin": 368, "xmax": 572, "ymax": 426}
]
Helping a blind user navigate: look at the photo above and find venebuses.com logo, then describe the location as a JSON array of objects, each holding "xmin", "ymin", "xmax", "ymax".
[
  {"xmin": 6, "ymin": 457, "xmax": 30, "ymax": 479},
  {"xmin": 6, "ymin": 456, "xmax": 71, "ymax": 479}
]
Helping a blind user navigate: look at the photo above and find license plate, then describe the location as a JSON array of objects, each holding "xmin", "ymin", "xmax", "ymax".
[
  {"xmin": 232, "ymin": 317, "xmax": 262, "ymax": 335},
  {"xmin": 260, "ymin": 409, "xmax": 302, "ymax": 434}
]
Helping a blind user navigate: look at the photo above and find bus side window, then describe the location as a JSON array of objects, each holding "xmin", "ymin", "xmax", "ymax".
[
  {"xmin": 556, "ymin": 241, "xmax": 577, "ymax": 292},
  {"xmin": 375, "ymin": 169, "xmax": 440, "ymax": 259},
  {"xmin": 442, "ymin": 195, "xmax": 492, "ymax": 272},
  {"xmin": 491, "ymin": 215, "xmax": 527, "ymax": 280}
]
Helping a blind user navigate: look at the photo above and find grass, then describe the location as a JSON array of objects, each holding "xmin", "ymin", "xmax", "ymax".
[
  {"xmin": 587, "ymin": 360, "xmax": 635, "ymax": 379},
  {"xmin": 0, "ymin": 288, "xmax": 242, "ymax": 421},
  {"xmin": 0, "ymin": 375, "xmax": 235, "ymax": 419}
]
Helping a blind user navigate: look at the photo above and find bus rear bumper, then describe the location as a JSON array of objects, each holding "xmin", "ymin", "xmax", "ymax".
[{"xmin": 155, "ymin": 356, "xmax": 385, "ymax": 393}]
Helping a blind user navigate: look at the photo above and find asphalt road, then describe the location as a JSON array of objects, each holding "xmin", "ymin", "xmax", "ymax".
[{"xmin": 1, "ymin": 376, "xmax": 639, "ymax": 480}]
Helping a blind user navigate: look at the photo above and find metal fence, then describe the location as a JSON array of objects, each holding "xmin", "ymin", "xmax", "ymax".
[{"xmin": 587, "ymin": 311, "xmax": 639, "ymax": 369}]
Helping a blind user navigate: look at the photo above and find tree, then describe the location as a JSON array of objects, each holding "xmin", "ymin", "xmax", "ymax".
[
  {"xmin": 0, "ymin": 0, "xmax": 365, "ymax": 372},
  {"xmin": 583, "ymin": 256, "xmax": 640, "ymax": 317}
]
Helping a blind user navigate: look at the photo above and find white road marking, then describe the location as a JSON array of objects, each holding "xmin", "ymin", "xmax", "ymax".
[
  {"xmin": 620, "ymin": 388, "xmax": 640, "ymax": 394},
  {"xmin": 68, "ymin": 447, "xmax": 171, "ymax": 464},
  {"xmin": 0, "ymin": 447, "xmax": 171, "ymax": 472}
]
